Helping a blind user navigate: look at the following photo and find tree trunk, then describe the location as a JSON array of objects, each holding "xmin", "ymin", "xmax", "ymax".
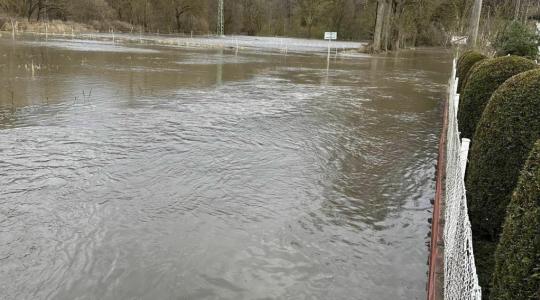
[
  {"xmin": 175, "ymin": 8, "xmax": 182, "ymax": 32},
  {"xmin": 372, "ymin": 0, "xmax": 386, "ymax": 52},
  {"xmin": 392, "ymin": 1, "xmax": 405, "ymax": 51},
  {"xmin": 394, "ymin": 30, "xmax": 401, "ymax": 51},
  {"xmin": 514, "ymin": 0, "xmax": 521, "ymax": 20},
  {"xmin": 144, "ymin": 0, "xmax": 148, "ymax": 30},
  {"xmin": 36, "ymin": 0, "xmax": 42, "ymax": 21},
  {"xmin": 522, "ymin": 0, "xmax": 531, "ymax": 23},
  {"xmin": 27, "ymin": 0, "xmax": 34, "ymax": 21},
  {"xmin": 382, "ymin": 0, "xmax": 392, "ymax": 51},
  {"xmin": 305, "ymin": 14, "xmax": 313, "ymax": 38},
  {"xmin": 469, "ymin": 0, "xmax": 482, "ymax": 47}
]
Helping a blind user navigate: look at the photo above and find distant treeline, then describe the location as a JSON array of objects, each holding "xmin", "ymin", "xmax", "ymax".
[{"xmin": 0, "ymin": 0, "xmax": 539, "ymax": 45}]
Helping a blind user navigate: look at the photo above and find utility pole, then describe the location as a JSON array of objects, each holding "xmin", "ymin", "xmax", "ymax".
[
  {"xmin": 469, "ymin": 0, "xmax": 483, "ymax": 48},
  {"xmin": 217, "ymin": 0, "xmax": 224, "ymax": 36}
]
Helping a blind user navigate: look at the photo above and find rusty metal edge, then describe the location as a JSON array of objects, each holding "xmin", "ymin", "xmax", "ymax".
[{"xmin": 427, "ymin": 82, "xmax": 449, "ymax": 300}]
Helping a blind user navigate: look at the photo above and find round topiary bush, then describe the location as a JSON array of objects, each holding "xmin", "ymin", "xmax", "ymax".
[
  {"xmin": 457, "ymin": 56, "xmax": 537, "ymax": 139},
  {"xmin": 467, "ymin": 68, "xmax": 540, "ymax": 237},
  {"xmin": 466, "ymin": 69, "xmax": 540, "ymax": 297},
  {"xmin": 456, "ymin": 50, "xmax": 486, "ymax": 94},
  {"xmin": 490, "ymin": 140, "xmax": 540, "ymax": 300}
]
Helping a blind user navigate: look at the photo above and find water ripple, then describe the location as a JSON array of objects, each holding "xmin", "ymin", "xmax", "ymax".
[{"xmin": 0, "ymin": 41, "xmax": 450, "ymax": 300}]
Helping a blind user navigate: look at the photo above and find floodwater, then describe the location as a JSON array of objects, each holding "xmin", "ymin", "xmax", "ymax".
[{"xmin": 0, "ymin": 36, "xmax": 450, "ymax": 300}]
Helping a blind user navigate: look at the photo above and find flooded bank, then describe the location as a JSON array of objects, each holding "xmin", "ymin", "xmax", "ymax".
[
  {"xmin": 3, "ymin": 32, "xmax": 366, "ymax": 54},
  {"xmin": 0, "ymin": 36, "xmax": 450, "ymax": 300}
]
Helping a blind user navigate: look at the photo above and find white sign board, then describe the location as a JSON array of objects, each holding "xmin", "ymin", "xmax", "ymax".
[
  {"xmin": 451, "ymin": 35, "xmax": 468, "ymax": 45},
  {"xmin": 324, "ymin": 32, "xmax": 337, "ymax": 40}
]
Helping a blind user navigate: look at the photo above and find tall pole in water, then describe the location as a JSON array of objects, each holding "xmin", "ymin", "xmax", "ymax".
[{"xmin": 218, "ymin": 0, "xmax": 224, "ymax": 36}]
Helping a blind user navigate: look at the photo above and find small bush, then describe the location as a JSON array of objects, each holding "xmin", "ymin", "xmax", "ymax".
[
  {"xmin": 493, "ymin": 21, "xmax": 539, "ymax": 59},
  {"xmin": 457, "ymin": 56, "xmax": 537, "ymax": 139},
  {"xmin": 466, "ymin": 69, "xmax": 540, "ymax": 296},
  {"xmin": 490, "ymin": 140, "xmax": 540, "ymax": 300},
  {"xmin": 456, "ymin": 50, "xmax": 486, "ymax": 94}
]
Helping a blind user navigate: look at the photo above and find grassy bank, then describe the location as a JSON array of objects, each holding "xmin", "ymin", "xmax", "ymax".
[{"xmin": 0, "ymin": 17, "xmax": 140, "ymax": 35}]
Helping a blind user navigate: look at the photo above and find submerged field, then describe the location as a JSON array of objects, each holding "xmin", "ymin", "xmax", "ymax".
[{"xmin": 0, "ymin": 35, "xmax": 450, "ymax": 299}]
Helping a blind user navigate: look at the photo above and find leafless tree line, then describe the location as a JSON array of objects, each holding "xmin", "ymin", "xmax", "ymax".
[{"xmin": 1, "ymin": 0, "xmax": 538, "ymax": 45}]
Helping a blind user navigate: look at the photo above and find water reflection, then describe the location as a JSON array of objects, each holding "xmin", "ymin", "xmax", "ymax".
[
  {"xmin": 0, "ymin": 36, "xmax": 450, "ymax": 300},
  {"xmin": 217, "ymin": 48, "xmax": 223, "ymax": 86}
]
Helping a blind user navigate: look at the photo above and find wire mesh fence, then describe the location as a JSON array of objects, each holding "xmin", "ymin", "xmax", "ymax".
[{"xmin": 443, "ymin": 58, "xmax": 482, "ymax": 300}]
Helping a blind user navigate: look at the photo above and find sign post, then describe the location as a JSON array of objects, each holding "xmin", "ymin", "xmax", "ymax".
[
  {"xmin": 324, "ymin": 32, "xmax": 337, "ymax": 71},
  {"xmin": 324, "ymin": 32, "xmax": 337, "ymax": 40}
]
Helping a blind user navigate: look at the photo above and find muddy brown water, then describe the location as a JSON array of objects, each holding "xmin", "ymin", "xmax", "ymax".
[{"xmin": 0, "ymin": 36, "xmax": 450, "ymax": 300}]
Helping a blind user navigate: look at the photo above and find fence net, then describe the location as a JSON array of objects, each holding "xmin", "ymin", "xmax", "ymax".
[{"xmin": 442, "ymin": 59, "xmax": 482, "ymax": 300}]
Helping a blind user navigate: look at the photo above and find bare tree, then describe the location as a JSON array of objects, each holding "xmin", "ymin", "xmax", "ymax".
[
  {"xmin": 373, "ymin": 0, "xmax": 387, "ymax": 51},
  {"xmin": 297, "ymin": 0, "xmax": 329, "ymax": 37}
]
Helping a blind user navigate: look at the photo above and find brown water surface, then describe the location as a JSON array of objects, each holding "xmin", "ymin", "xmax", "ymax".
[{"xmin": 0, "ymin": 36, "xmax": 450, "ymax": 300}]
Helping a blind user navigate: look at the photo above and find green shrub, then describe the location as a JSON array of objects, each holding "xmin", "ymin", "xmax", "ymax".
[
  {"xmin": 467, "ymin": 68, "xmax": 540, "ymax": 237},
  {"xmin": 494, "ymin": 21, "xmax": 539, "ymax": 59},
  {"xmin": 456, "ymin": 50, "xmax": 486, "ymax": 94},
  {"xmin": 490, "ymin": 140, "xmax": 540, "ymax": 300},
  {"xmin": 457, "ymin": 56, "xmax": 537, "ymax": 139},
  {"xmin": 466, "ymin": 69, "xmax": 540, "ymax": 297}
]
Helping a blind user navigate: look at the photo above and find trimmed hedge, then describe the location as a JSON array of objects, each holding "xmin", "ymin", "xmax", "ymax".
[
  {"xmin": 490, "ymin": 140, "xmax": 540, "ymax": 300},
  {"xmin": 474, "ymin": 240, "xmax": 498, "ymax": 298},
  {"xmin": 458, "ymin": 60, "xmax": 483, "ymax": 103},
  {"xmin": 457, "ymin": 56, "xmax": 537, "ymax": 139},
  {"xmin": 466, "ymin": 69, "xmax": 540, "ymax": 297},
  {"xmin": 456, "ymin": 51, "xmax": 486, "ymax": 94},
  {"xmin": 467, "ymin": 68, "xmax": 540, "ymax": 237}
]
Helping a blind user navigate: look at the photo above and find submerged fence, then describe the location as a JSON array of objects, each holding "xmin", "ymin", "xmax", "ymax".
[{"xmin": 428, "ymin": 58, "xmax": 482, "ymax": 300}]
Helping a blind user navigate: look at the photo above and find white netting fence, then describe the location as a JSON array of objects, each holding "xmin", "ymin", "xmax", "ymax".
[{"xmin": 443, "ymin": 58, "xmax": 482, "ymax": 300}]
